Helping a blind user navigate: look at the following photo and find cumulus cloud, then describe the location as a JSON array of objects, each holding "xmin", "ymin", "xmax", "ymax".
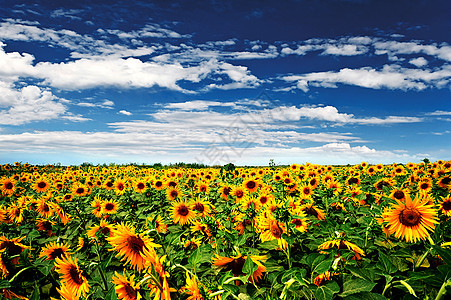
[{"xmin": 118, "ymin": 110, "xmax": 132, "ymax": 116}]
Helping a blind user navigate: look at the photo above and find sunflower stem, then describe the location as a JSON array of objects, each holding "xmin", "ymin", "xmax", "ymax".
[
  {"xmin": 93, "ymin": 239, "xmax": 109, "ymax": 292},
  {"xmin": 8, "ymin": 266, "xmax": 33, "ymax": 283},
  {"xmin": 435, "ymin": 279, "xmax": 451, "ymax": 300},
  {"xmin": 415, "ymin": 246, "xmax": 432, "ymax": 270}
]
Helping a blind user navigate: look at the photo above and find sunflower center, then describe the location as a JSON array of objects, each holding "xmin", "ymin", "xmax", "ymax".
[
  {"xmin": 5, "ymin": 182, "xmax": 13, "ymax": 190},
  {"xmin": 155, "ymin": 181, "xmax": 163, "ymax": 187},
  {"xmin": 170, "ymin": 190, "xmax": 178, "ymax": 198},
  {"xmin": 393, "ymin": 191, "xmax": 405, "ymax": 199},
  {"xmin": 117, "ymin": 183, "xmax": 125, "ymax": 190},
  {"xmin": 42, "ymin": 221, "xmax": 52, "ymax": 231},
  {"xmin": 43, "ymin": 203, "xmax": 50, "ymax": 212},
  {"xmin": 168, "ymin": 181, "xmax": 177, "ymax": 187},
  {"xmin": 76, "ymin": 187, "xmax": 85, "ymax": 194},
  {"xmin": 235, "ymin": 190, "xmax": 244, "ymax": 198},
  {"xmin": 270, "ymin": 223, "xmax": 282, "ymax": 238},
  {"xmin": 442, "ymin": 201, "xmax": 451, "ymax": 211},
  {"xmin": 193, "ymin": 203, "xmax": 205, "ymax": 213},
  {"xmin": 304, "ymin": 206, "xmax": 318, "ymax": 217},
  {"xmin": 101, "ymin": 227, "xmax": 111, "ymax": 235},
  {"xmin": 69, "ymin": 265, "xmax": 84, "ymax": 285},
  {"xmin": 223, "ymin": 187, "xmax": 231, "ymax": 195},
  {"xmin": 106, "ymin": 181, "xmax": 113, "ymax": 187},
  {"xmin": 399, "ymin": 208, "xmax": 421, "ymax": 227},
  {"xmin": 224, "ymin": 256, "xmax": 246, "ymax": 276},
  {"xmin": 348, "ymin": 177, "xmax": 358, "ymax": 184},
  {"xmin": 124, "ymin": 283, "xmax": 138, "ymax": 299},
  {"xmin": 292, "ymin": 219, "xmax": 303, "ymax": 226},
  {"xmin": 420, "ymin": 183, "xmax": 429, "ymax": 189},
  {"xmin": 440, "ymin": 177, "xmax": 451, "ymax": 185},
  {"xmin": 178, "ymin": 205, "xmax": 189, "ymax": 216},
  {"xmin": 105, "ymin": 203, "xmax": 114, "ymax": 211},
  {"xmin": 136, "ymin": 183, "xmax": 145, "ymax": 190},
  {"xmin": 259, "ymin": 196, "xmax": 268, "ymax": 204},
  {"xmin": 127, "ymin": 236, "xmax": 145, "ymax": 254},
  {"xmin": 38, "ymin": 182, "xmax": 47, "ymax": 188},
  {"xmin": 49, "ymin": 248, "xmax": 65, "ymax": 260},
  {"xmin": 303, "ymin": 187, "xmax": 311, "ymax": 195},
  {"xmin": 0, "ymin": 241, "xmax": 22, "ymax": 255}
]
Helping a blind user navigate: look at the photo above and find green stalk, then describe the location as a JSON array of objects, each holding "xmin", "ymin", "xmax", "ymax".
[{"xmin": 435, "ymin": 279, "xmax": 451, "ymax": 300}]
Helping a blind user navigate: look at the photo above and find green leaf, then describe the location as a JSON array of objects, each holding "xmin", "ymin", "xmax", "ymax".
[
  {"xmin": 258, "ymin": 239, "xmax": 279, "ymax": 250},
  {"xmin": 377, "ymin": 252, "xmax": 397, "ymax": 274},
  {"xmin": 0, "ymin": 279, "xmax": 11, "ymax": 289},
  {"xmin": 188, "ymin": 244, "xmax": 212, "ymax": 267},
  {"xmin": 105, "ymin": 285, "xmax": 119, "ymax": 300},
  {"xmin": 315, "ymin": 281, "xmax": 340, "ymax": 300},
  {"xmin": 340, "ymin": 278, "xmax": 376, "ymax": 297},
  {"xmin": 346, "ymin": 266, "xmax": 378, "ymax": 282},
  {"xmin": 243, "ymin": 256, "xmax": 258, "ymax": 279},
  {"xmin": 342, "ymin": 292, "xmax": 388, "ymax": 300},
  {"xmin": 30, "ymin": 284, "xmax": 40, "ymax": 300},
  {"xmin": 312, "ymin": 258, "xmax": 334, "ymax": 275}
]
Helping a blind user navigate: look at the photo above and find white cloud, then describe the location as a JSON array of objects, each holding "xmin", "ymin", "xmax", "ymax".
[
  {"xmin": 409, "ymin": 57, "xmax": 428, "ymax": 67},
  {"xmin": 0, "ymin": 85, "xmax": 68, "ymax": 125},
  {"xmin": 118, "ymin": 110, "xmax": 132, "ymax": 116},
  {"xmin": 282, "ymin": 64, "xmax": 451, "ymax": 91},
  {"xmin": 426, "ymin": 110, "xmax": 451, "ymax": 116}
]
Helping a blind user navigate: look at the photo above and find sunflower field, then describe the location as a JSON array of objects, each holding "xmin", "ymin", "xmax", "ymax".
[{"xmin": 1, "ymin": 160, "xmax": 451, "ymax": 300}]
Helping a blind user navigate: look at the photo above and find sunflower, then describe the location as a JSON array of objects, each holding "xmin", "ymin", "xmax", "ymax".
[
  {"xmin": 35, "ymin": 198, "xmax": 54, "ymax": 218},
  {"xmin": 34, "ymin": 178, "xmax": 51, "ymax": 193},
  {"xmin": 318, "ymin": 239, "xmax": 365, "ymax": 260},
  {"xmin": 114, "ymin": 179, "xmax": 128, "ymax": 195},
  {"xmin": 231, "ymin": 186, "xmax": 246, "ymax": 202},
  {"xmin": 417, "ymin": 178, "xmax": 433, "ymax": 193},
  {"xmin": 180, "ymin": 271, "xmax": 204, "ymax": 300},
  {"xmin": 1, "ymin": 289, "xmax": 29, "ymax": 300},
  {"xmin": 197, "ymin": 183, "xmax": 210, "ymax": 194},
  {"xmin": 55, "ymin": 283, "xmax": 78, "ymax": 300},
  {"xmin": 0, "ymin": 177, "xmax": 16, "ymax": 196},
  {"xmin": 190, "ymin": 197, "xmax": 212, "ymax": 218},
  {"xmin": 166, "ymin": 186, "xmax": 182, "ymax": 201},
  {"xmin": 299, "ymin": 183, "xmax": 314, "ymax": 200},
  {"xmin": 112, "ymin": 272, "xmax": 142, "ymax": 300},
  {"xmin": 170, "ymin": 200, "xmax": 196, "ymax": 225},
  {"xmin": 153, "ymin": 179, "xmax": 164, "ymax": 190},
  {"xmin": 147, "ymin": 215, "xmax": 167, "ymax": 233},
  {"xmin": 382, "ymin": 195, "xmax": 439, "ymax": 243},
  {"xmin": 54, "ymin": 255, "xmax": 89, "ymax": 298},
  {"xmin": 7, "ymin": 203, "xmax": 24, "ymax": 224},
  {"xmin": 438, "ymin": 196, "xmax": 451, "ymax": 216},
  {"xmin": 314, "ymin": 271, "xmax": 339, "ymax": 286},
  {"xmin": 212, "ymin": 251, "xmax": 266, "ymax": 284},
  {"xmin": 243, "ymin": 178, "xmax": 259, "ymax": 194},
  {"xmin": 142, "ymin": 247, "xmax": 173, "ymax": 300},
  {"xmin": 299, "ymin": 203, "xmax": 326, "ymax": 221},
  {"xmin": 437, "ymin": 175, "xmax": 451, "ymax": 189},
  {"xmin": 107, "ymin": 222, "xmax": 160, "ymax": 272},
  {"xmin": 91, "ymin": 196, "xmax": 103, "ymax": 218},
  {"xmin": 374, "ymin": 178, "xmax": 394, "ymax": 192},
  {"xmin": 389, "ymin": 188, "xmax": 411, "ymax": 202},
  {"xmin": 258, "ymin": 215, "xmax": 288, "ymax": 249},
  {"xmin": 133, "ymin": 180, "xmax": 147, "ymax": 193},
  {"xmin": 72, "ymin": 183, "xmax": 89, "ymax": 197},
  {"xmin": 103, "ymin": 179, "xmax": 115, "ymax": 190},
  {"xmin": 39, "ymin": 241, "xmax": 71, "ymax": 261},
  {"xmin": 0, "ymin": 235, "xmax": 32, "ymax": 265},
  {"xmin": 87, "ymin": 220, "xmax": 115, "ymax": 240},
  {"xmin": 183, "ymin": 237, "xmax": 201, "ymax": 250},
  {"xmin": 36, "ymin": 218, "xmax": 56, "ymax": 236},
  {"xmin": 102, "ymin": 199, "xmax": 120, "ymax": 215},
  {"xmin": 219, "ymin": 185, "xmax": 232, "ymax": 200},
  {"xmin": 191, "ymin": 221, "xmax": 212, "ymax": 238}
]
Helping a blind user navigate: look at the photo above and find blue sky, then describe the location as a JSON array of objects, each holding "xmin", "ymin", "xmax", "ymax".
[{"xmin": 0, "ymin": 0, "xmax": 450, "ymax": 166}]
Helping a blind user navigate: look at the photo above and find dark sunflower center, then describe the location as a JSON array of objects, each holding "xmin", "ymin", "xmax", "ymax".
[
  {"xmin": 348, "ymin": 177, "xmax": 358, "ymax": 184},
  {"xmin": 420, "ymin": 183, "xmax": 429, "ymax": 189},
  {"xmin": 117, "ymin": 183, "xmax": 125, "ymax": 190},
  {"xmin": 106, "ymin": 182, "xmax": 113, "ymax": 187},
  {"xmin": 376, "ymin": 181, "xmax": 388, "ymax": 190},
  {"xmin": 49, "ymin": 248, "xmax": 65, "ymax": 260},
  {"xmin": 399, "ymin": 209, "xmax": 421, "ymax": 227},
  {"xmin": 259, "ymin": 196, "xmax": 268, "ymax": 204},
  {"xmin": 5, "ymin": 182, "xmax": 13, "ymax": 189},
  {"xmin": 105, "ymin": 203, "xmax": 114, "ymax": 211},
  {"xmin": 168, "ymin": 181, "xmax": 177, "ymax": 188},
  {"xmin": 284, "ymin": 178, "xmax": 291, "ymax": 184},
  {"xmin": 236, "ymin": 190, "xmax": 244, "ymax": 198},
  {"xmin": 224, "ymin": 256, "xmax": 246, "ymax": 276},
  {"xmin": 193, "ymin": 203, "xmax": 205, "ymax": 213},
  {"xmin": 304, "ymin": 206, "xmax": 319, "ymax": 217},
  {"xmin": 223, "ymin": 187, "xmax": 231, "ymax": 195},
  {"xmin": 38, "ymin": 182, "xmax": 47, "ymax": 188},
  {"xmin": 64, "ymin": 195, "xmax": 72, "ymax": 200},
  {"xmin": 124, "ymin": 283, "xmax": 138, "ymax": 298},
  {"xmin": 442, "ymin": 201, "xmax": 451, "ymax": 211},
  {"xmin": 440, "ymin": 177, "xmax": 451, "ymax": 185},
  {"xmin": 127, "ymin": 236, "xmax": 145, "ymax": 254},
  {"xmin": 292, "ymin": 219, "xmax": 303, "ymax": 226},
  {"xmin": 42, "ymin": 221, "xmax": 52, "ymax": 231},
  {"xmin": 137, "ymin": 183, "xmax": 145, "ymax": 189},
  {"xmin": 76, "ymin": 188, "xmax": 85, "ymax": 194},
  {"xmin": 246, "ymin": 181, "xmax": 256, "ymax": 189},
  {"xmin": 155, "ymin": 181, "xmax": 163, "ymax": 187},
  {"xmin": 393, "ymin": 191, "xmax": 405, "ymax": 199},
  {"xmin": 0, "ymin": 241, "xmax": 22, "ymax": 255},
  {"xmin": 101, "ymin": 227, "xmax": 111, "ymax": 235},
  {"xmin": 303, "ymin": 187, "xmax": 311, "ymax": 195},
  {"xmin": 170, "ymin": 190, "xmax": 178, "ymax": 198},
  {"xmin": 43, "ymin": 203, "xmax": 50, "ymax": 212},
  {"xmin": 178, "ymin": 205, "xmax": 189, "ymax": 216},
  {"xmin": 200, "ymin": 186, "xmax": 207, "ymax": 192},
  {"xmin": 310, "ymin": 179, "xmax": 317, "ymax": 186},
  {"xmin": 69, "ymin": 265, "xmax": 84, "ymax": 285},
  {"xmin": 271, "ymin": 224, "xmax": 282, "ymax": 238}
]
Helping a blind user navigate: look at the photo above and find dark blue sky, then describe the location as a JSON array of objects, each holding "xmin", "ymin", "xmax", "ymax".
[{"xmin": 0, "ymin": 0, "xmax": 450, "ymax": 165}]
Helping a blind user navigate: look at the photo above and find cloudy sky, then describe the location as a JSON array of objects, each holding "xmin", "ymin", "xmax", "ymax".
[{"xmin": 1, "ymin": 0, "xmax": 450, "ymax": 166}]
